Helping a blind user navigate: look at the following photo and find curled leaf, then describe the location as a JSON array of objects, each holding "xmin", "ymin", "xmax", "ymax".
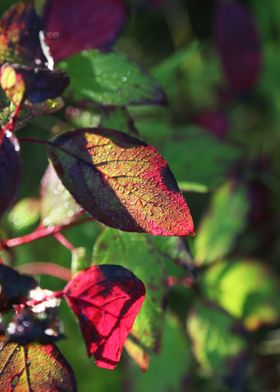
[
  {"xmin": 0, "ymin": 338, "xmax": 77, "ymax": 391},
  {"xmin": 63, "ymin": 264, "xmax": 146, "ymax": 369},
  {"xmin": 47, "ymin": 128, "xmax": 194, "ymax": 236},
  {"xmin": 0, "ymin": 0, "xmax": 47, "ymax": 66},
  {"xmin": 43, "ymin": 0, "xmax": 127, "ymax": 61}
]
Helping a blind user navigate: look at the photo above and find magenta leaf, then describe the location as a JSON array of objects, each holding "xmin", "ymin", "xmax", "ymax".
[
  {"xmin": 42, "ymin": 0, "xmax": 127, "ymax": 62},
  {"xmin": 214, "ymin": 2, "xmax": 262, "ymax": 93},
  {"xmin": 0, "ymin": 132, "xmax": 21, "ymax": 219},
  {"xmin": 63, "ymin": 265, "xmax": 146, "ymax": 369}
]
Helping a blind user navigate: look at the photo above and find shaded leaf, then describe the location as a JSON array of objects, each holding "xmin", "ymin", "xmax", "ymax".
[
  {"xmin": 0, "ymin": 0, "xmax": 46, "ymax": 66},
  {"xmin": 40, "ymin": 163, "xmax": 82, "ymax": 227},
  {"xmin": 214, "ymin": 2, "xmax": 262, "ymax": 93},
  {"xmin": 0, "ymin": 338, "xmax": 76, "ymax": 391},
  {"xmin": 127, "ymin": 314, "xmax": 192, "ymax": 391},
  {"xmin": 160, "ymin": 127, "xmax": 241, "ymax": 190},
  {"xmin": 60, "ymin": 50, "xmax": 165, "ymax": 106},
  {"xmin": 0, "ymin": 132, "xmax": 21, "ymax": 219},
  {"xmin": 187, "ymin": 301, "xmax": 247, "ymax": 374},
  {"xmin": 43, "ymin": 0, "xmax": 127, "ymax": 61},
  {"xmin": 48, "ymin": 128, "xmax": 194, "ymax": 236},
  {"xmin": 0, "ymin": 264, "xmax": 37, "ymax": 312},
  {"xmin": 13, "ymin": 64, "xmax": 70, "ymax": 104},
  {"xmin": 194, "ymin": 182, "xmax": 249, "ymax": 265},
  {"xmin": 93, "ymin": 229, "xmax": 168, "ymax": 352},
  {"xmin": 63, "ymin": 264, "xmax": 145, "ymax": 369},
  {"xmin": 202, "ymin": 260, "xmax": 280, "ymax": 330}
]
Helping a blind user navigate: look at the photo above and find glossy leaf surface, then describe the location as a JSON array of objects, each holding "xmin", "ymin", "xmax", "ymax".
[
  {"xmin": 0, "ymin": 264, "xmax": 37, "ymax": 312},
  {"xmin": 48, "ymin": 128, "xmax": 194, "ymax": 236},
  {"xmin": 202, "ymin": 260, "xmax": 280, "ymax": 330},
  {"xmin": 0, "ymin": 339, "xmax": 76, "ymax": 391},
  {"xmin": 187, "ymin": 301, "xmax": 247, "ymax": 374},
  {"xmin": 60, "ymin": 50, "xmax": 165, "ymax": 106},
  {"xmin": 0, "ymin": 0, "xmax": 46, "ymax": 66},
  {"xmin": 43, "ymin": 0, "xmax": 126, "ymax": 61},
  {"xmin": 63, "ymin": 264, "xmax": 145, "ymax": 369},
  {"xmin": 93, "ymin": 229, "xmax": 168, "ymax": 351},
  {"xmin": 194, "ymin": 182, "xmax": 249, "ymax": 265},
  {"xmin": 40, "ymin": 163, "xmax": 82, "ymax": 227},
  {"xmin": 0, "ymin": 132, "xmax": 21, "ymax": 219},
  {"xmin": 214, "ymin": 2, "xmax": 262, "ymax": 93}
]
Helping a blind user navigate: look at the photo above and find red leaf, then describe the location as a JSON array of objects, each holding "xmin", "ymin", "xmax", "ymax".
[
  {"xmin": 63, "ymin": 265, "xmax": 146, "ymax": 369},
  {"xmin": 214, "ymin": 2, "xmax": 262, "ymax": 93},
  {"xmin": 0, "ymin": 132, "xmax": 21, "ymax": 219},
  {"xmin": 47, "ymin": 128, "xmax": 195, "ymax": 236},
  {"xmin": 43, "ymin": 0, "xmax": 127, "ymax": 62}
]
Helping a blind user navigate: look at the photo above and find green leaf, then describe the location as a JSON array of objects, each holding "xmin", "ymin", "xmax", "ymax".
[
  {"xmin": 93, "ymin": 229, "xmax": 168, "ymax": 351},
  {"xmin": 8, "ymin": 197, "xmax": 40, "ymax": 232},
  {"xmin": 187, "ymin": 301, "xmax": 247, "ymax": 375},
  {"xmin": 60, "ymin": 50, "xmax": 165, "ymax": 106},
  {"xmin": 160, "ymin": 127, "xmax": 242, "ymax": 190},
  {"xmin": 194, "ymin": 182, "xmax": 249, "ymax": 265},
  {"xmin": 127, "ymin": 314, "xmax": 192, "ymax": 392},
  {"xmin": 202, "ymin": 259, "xmax": 280, "ymax": 330}
]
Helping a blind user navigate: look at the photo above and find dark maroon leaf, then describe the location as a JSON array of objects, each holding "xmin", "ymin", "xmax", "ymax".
[
  {"xmin": 43, "ymin": 0, "xmax": 127, "ymax": 61},
  {"xmin": 0, "ymin": 264, "xmax": 37, "ymax": 312},
  {"xmin": 13, "ymin": 64, "xmax": 70, "ymax": 103},
  {"xmin": 0, "ymin": 131, "xmax": 21, "ymax": 219},
  {"xmin": 0, "ymin": 0, "xmax": 47, "ymax": 66},
  {"xmin": 194, "ymin": 110, "xmax": 229, "ymax": 139},
  {"xmin": 63, "ymin": 265, "xmax": 146, "ymax": 369},
  {"xmin": 214, "ymin": 2, "xmax": 262, "ymax": 93}
]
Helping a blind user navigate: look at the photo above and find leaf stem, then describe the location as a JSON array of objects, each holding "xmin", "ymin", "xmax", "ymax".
[
  {"xmin": 18, "ymin": 262, "xmax": 72, "ymax": 281},
  {"xmin": 53, "ymin": 232, "xmax": 76, "ymax": 251},
  {"xmin": 0, "ymin": 217, "xmax": 93, "ymax": 249}
]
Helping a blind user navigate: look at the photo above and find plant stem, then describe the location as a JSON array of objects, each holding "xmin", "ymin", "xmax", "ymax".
[
  {"xmin": 53, "ymin": 232, "xmax": 76, "ymax": 251},
  {"xmin": 18, "ymin": 262, "xmax": 72, "ymax": 281},
  {"xmin": 0, "ymin": 217, "xmax": 93, "ymax": 249}
]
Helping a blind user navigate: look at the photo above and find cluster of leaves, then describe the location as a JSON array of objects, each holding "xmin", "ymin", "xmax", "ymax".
[{"xmin": 1, "ymin": 0, "xmax": 280, "ymax": 391}]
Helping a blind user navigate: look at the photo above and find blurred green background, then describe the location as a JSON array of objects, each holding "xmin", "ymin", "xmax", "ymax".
[{"xmin": 2, "ymin": 0, "xmax": 280, "ymax": 391}]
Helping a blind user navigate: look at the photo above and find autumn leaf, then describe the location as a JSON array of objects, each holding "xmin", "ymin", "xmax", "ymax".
[
  {"xmin": 0, "ymin": 0, "xmax": 47, "ymax": 66},
  {"xmin": 42, "ymin": 0, "xmax": 127, "ymax": 61},
  {"xmin": 0, "ymin": 264, "xmax": 37, "ymax": 312},
  {"xmin": 0, "ymin": 338, "xmax": 77, "ymax": 391},
  {"xmin": 0, "ymin": 64, "xmax": 25, "ymax": 107},
  {"xmin": 0, "ymin": 131, "xmax": 21, "ymax": 219},
  {"xmin": 47, "ymin": 128, "xmax": 194, "ymax": 236},
  {"xmin": 214, "ymin": 2, "xmax": 262, "ymax": 93},
  {"xmin": 63, "ymin": 265, "xmax": 146, "ymax": 369}
]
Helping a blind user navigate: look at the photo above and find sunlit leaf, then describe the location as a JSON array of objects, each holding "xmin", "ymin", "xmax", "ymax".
[
  {"xmin": 40, "ymin": 163, "xmax": 82, "ymax": 227},
  {"xmin": 63, "ymin": 264, "xmax": 145, "ymax": 369},
  {"xmin": 202, "ymin": 259, "xmax": 280, "ymax": 330},
  {"xmin": 124, "ymin": 338, "xmax": 150, "ymax": 371},
  {"xmin": 0, "ymin": 132, "xmax": 21, "ymax": 219},
  {"xmin": 93, "ymin": 229, "xmax": 168, "ymax": 351},
  {"xmin": 0, "ymin": 0, "xmax": 46, "ymax": 66},
  {"xmin": 48, "ymin": 128, "xmax": 194, "ymax": 236},
  {"xmin": 127, "ymin": 314, "xmax": 192, "ymax": 391},
  {"xmin": 60, "ymin": 50, "xmax": 165, "ymax": 106},
  {"xmin": 8, "ymin": 197, "xmax": 40, "ymax": 232},
  {"xmin": 0, "ymin": 63, "xmax": 25, "ymax": 107},
  {"xmin": 0, "ymin": 338, "xmax": 76, "ymax": 391},
  {"xmin": 43, "ymin": 0, "xmax": 127, "ymax": 61},
  {"xmin": 214, "ymin": 2, "xmax": 262, "ymax": 93},
  {"xmin": 160, "ymin": 127, "xmax": 241, "ymax": 189},
  {"xmin": 0, "ymin": 264, "xmax": 37, "ymax": 312},
  {"xmin": 187, "ymin": 301, "xmax": 247, "ymax": 374},
  {"xmin": 194, "ymin": 182, "xmax": 249, "ymax": 265}
]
